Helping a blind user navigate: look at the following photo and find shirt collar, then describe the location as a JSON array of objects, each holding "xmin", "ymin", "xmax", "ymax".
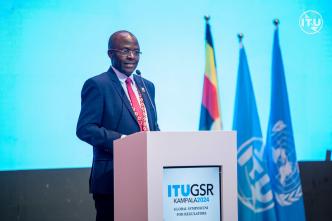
[{"xmin": 111, "ymin": 66, "xmax": 135, "ymax": 84}]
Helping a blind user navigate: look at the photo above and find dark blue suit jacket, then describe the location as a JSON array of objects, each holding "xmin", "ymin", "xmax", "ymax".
[{"xmin": 76, "ymin": 67, "xmax": 159, "ymax": 194}]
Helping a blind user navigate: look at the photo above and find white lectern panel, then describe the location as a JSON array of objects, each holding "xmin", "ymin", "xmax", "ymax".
[{"xmin": 114, "ymin": 131, "xmax": 237, "ymax": 221}]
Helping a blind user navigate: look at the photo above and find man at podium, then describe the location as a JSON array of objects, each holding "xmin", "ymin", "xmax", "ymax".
[{"xmin": 76, "ymin": 30, "xmax": 160, "ymax": 221}]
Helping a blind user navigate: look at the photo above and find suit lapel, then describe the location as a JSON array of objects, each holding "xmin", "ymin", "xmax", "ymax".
[
  {"xmin": 134, "ymin": 75, "xmax": 155, "ymax": 130},
  {"xmin": 107, "ymin": 68, "xmax": 139, "ymax": 127}
]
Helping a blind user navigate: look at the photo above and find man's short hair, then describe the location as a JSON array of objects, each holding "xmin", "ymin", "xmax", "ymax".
[{"xmin": 108, "ymin": 30, "xmax": 136, "ymax": 50}]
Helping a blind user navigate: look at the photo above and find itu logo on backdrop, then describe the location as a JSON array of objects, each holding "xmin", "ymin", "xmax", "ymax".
[{"xmin": 299, "ymin": 10, "xmax": 323, "ymax": 35}]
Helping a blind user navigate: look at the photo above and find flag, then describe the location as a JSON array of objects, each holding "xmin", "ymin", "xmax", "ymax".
[
  {"xmin": 233, "ymin": 37, "xmax": 277, "ymax": 221},
  {"xmin": 265, "ymin": 24, "xmax": 306, "ymax": 221},
  {"xmin": 199, "ymin": 18, "xmax": 222, "ymax": 130}
]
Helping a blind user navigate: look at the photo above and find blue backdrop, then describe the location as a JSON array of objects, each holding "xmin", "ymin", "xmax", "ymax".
[{"xmin": 0, "ymin": 0, "xmax": 331, "ymax": 170}]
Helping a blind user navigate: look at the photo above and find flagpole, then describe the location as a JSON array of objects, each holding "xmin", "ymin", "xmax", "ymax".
[
  {"xmin": 237, "ymin": 33, "xmax": 243, "ymax": 43},
  {"xmin": 237, "ymin": 33, "xmax": 243, "ymax": 49},
  {"xmin": 204, "ymin": 15, "xmax": 210, "ymax": 23},
  {"xmin": 273, "ymin": 18, "xmax": 280, "ymax": 27}
]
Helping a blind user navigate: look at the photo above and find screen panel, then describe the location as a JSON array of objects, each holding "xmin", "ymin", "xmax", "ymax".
[{"xmin": 163, "ymin": 166, "xmax": 222, "ymax": 221}]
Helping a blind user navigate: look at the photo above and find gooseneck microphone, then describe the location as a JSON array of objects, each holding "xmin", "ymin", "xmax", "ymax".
[{"xmin": 136, "ymin": 70, "xmax": 159, "ymax": 130}]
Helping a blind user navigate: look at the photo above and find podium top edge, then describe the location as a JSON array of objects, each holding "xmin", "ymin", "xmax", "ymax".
[
  {"xmin": 114, "ymin": 131, "xmax": 236, "ymax": 144},
  {"xmin": 123, "ymin": 131, "xmax": 236, "ymax": 135}
]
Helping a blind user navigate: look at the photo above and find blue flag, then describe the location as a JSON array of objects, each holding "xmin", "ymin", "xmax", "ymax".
[
  {"xmin": 233, "ymin": 41, "xmax": 277, "ymax": 221},
  {"xmin": 265, "ymin": 27, "xmax": 306, "ymax": 221}
]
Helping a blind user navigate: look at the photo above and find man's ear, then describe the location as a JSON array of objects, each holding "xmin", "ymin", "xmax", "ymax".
[{"xmin": 107, "ymin": 50, "xmax": 113, "ymax": 59}]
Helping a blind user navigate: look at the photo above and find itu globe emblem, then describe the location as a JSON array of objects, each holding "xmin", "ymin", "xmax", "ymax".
[
  {"xmin": 237, "ymin": 137, "xmax": 275, "ymax": 212},
  {"xmin": 299, "ymin": 10, "xmax": 323, "ymax": 35}
]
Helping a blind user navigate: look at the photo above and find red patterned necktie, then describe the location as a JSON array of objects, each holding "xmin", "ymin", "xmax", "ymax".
[{"xmin": 125, "ymin": 77, "xmax": 148, "ymax": 131}]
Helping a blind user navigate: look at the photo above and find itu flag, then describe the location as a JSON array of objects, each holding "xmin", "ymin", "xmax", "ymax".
[
  {"xmin": 233, "ymin": 37, "xmax": 277, "ymax": 221},
  {"xmin": 199, "ymin": 17, "xmax": 222, "ymax": 130},
  {"xmin": 265, "ymin": 22, "xmax": 306, "ymax": 221}
]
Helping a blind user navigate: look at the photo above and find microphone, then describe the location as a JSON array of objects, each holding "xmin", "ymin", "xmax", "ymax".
[
  {"xmin": 136, "ymin": 70, "xmax": 159, "ymax": 130},
  {"xmin": 135, "ymin": 69, "xmax": 142, "ymax": 76}
]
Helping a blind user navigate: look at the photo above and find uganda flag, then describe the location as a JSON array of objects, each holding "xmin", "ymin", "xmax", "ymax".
[{"xmin": 199, "ymin": 17, "xmax": 222, "ymax": 130}]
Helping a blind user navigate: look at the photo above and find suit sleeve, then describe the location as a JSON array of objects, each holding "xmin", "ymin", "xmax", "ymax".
[{"xmin": 76, "ymin": 79, "xmax": 122, "ymax": 150}]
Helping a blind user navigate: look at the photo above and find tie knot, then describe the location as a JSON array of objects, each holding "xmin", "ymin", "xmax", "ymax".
[{"xmin": 125, "ymin": 77, "xmax": 133, "ymax": 85}]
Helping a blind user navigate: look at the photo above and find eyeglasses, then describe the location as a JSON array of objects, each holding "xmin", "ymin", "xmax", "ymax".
[{"xmin": 109, "ymin": 48, "xmax": 142, "ymax": 56}]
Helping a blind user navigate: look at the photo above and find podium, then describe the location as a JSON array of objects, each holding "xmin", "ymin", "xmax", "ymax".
[{"xmin": 114, "ymin": 131, "xmax": 237, "ymax": 221}]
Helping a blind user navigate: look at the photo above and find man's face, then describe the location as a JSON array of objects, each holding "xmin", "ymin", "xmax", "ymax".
[{"xmin": 108, "ymin": 33, "xmax": 140, "ymax": 76}]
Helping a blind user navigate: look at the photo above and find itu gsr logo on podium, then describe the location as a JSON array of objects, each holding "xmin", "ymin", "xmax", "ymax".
[
  {"xmin": 163, "ymin": 166, "xmax": 221, "ymax": 220},
  {"xmin": 167, "ymin": 183, "xmax": 214, "ymax": 203},
  {"xmin": 299, "ymin": 10, "xmax": 323, "ymax": 35}
]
